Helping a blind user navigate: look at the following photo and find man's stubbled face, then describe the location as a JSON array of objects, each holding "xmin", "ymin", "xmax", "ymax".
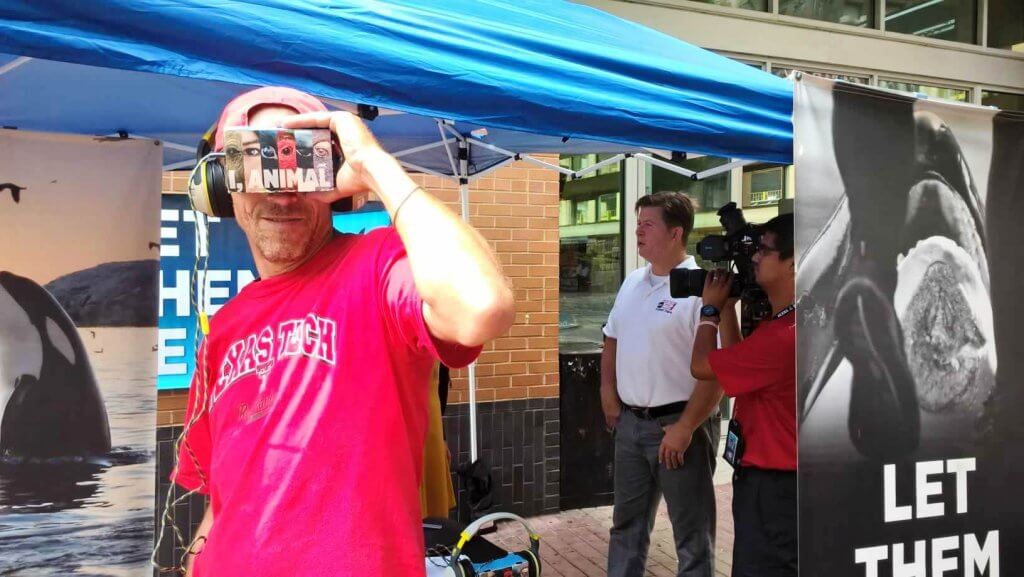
[{"xmin": 229, "ymin": 106, "xmax": 333, "ymax": 272}]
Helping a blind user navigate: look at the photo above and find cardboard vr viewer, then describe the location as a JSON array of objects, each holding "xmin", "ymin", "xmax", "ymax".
[{"xmin": 223, "ymin": 128, "xmax": 337, "ymax": 193}]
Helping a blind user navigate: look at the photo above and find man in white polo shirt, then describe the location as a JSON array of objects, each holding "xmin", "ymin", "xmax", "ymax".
[{"xmin": 601, "ymin": 191, "xmax": 722, "ymax": 577}]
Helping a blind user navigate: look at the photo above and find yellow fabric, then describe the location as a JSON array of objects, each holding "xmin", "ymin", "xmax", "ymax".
[{"xmin": 421, "ymin": 364, "xmax": 456, "ymax": 518}]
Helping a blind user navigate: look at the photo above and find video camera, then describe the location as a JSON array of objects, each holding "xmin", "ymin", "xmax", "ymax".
[{"xmin": 669, "ymin": 202, "xmax": 772, "ymax": 319}]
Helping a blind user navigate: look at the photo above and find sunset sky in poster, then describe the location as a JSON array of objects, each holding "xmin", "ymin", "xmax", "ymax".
[{"xmin": 0, "ymin": 131, "xmax": 160, "ymax": 284}]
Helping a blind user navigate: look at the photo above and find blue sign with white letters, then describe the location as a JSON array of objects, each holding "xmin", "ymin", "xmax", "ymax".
[
  {"xmin": 157, "ymin": 195, "xmax": 257, "ymax": 390},
  {"xmin": 157, "ymin": 194, "xmax": 390, "ymax": 390}
]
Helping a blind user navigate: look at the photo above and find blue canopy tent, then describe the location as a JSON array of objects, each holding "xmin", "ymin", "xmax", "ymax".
[
  {"xmin": 0, "ymin": 0, "xmax": 793, "ymax": 463},
  {"xmin": 0, "ymin": 1, "xmax": 793, "ymax": 548},
  {"xmin": 0, "ymin": 0, "xmax": 793, "ymax": 176}
]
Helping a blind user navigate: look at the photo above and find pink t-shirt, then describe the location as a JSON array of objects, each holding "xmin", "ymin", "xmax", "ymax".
[{"xmin": 172, "ymin": 227, "xmax": 480, "ymax": 577}]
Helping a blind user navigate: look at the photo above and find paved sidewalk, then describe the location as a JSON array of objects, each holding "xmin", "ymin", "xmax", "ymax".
[
  {"xmin": 485, "ymin": 484, "xmax": 734, "ymax": 577},
  {"xmin": 484, "ymin": 425, "xmax": 735, "ymax": 577}
]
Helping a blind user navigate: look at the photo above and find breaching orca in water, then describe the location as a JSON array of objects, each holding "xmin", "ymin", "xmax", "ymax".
[{"xmin": 0, "ymin": 271, "xmax": 110, "ymax": 458}]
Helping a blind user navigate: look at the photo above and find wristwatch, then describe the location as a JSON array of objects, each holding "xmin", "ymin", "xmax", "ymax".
[{"xmin": 700, "ymin": 304, "xmax": 720, "ymax": 318}]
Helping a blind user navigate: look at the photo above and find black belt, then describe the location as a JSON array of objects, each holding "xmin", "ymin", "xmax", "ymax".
[{"xmin": 622, "ymin": 401, "xmax": 687, "ymax": 420}]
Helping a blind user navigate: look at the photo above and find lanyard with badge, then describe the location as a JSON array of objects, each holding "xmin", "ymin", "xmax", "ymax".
[
  {"xmin": 723, "ymin": 304, "xmax": 794, "ymax": 469},
  {"xmin": 773, "ymin": 304, "xmax": 795, "ymax": 320}
]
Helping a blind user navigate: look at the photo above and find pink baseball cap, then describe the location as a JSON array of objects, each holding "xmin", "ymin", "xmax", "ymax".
[{"xmin": 212, "ymin": 86, "xmax": 328, "ymax": 151}]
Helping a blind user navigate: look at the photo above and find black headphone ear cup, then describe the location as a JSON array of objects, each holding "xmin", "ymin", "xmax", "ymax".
[
  {"xmin": 188, "ymin": 162, "xmax": 215, "ymax": 218},
  {"xmin": 329, "ymin": 196, "xmax": 353, "ymax": 213},
  {"xmin": 196, "ymin": 136, "xmax": 212, "ymax": 162},
  {"xmin": 204, "ymin": 161, "xmax": 234, "ymax": 218},
  {"xmin": 330, "ymin": 192, "xmax": 369, "ymax": 213}
]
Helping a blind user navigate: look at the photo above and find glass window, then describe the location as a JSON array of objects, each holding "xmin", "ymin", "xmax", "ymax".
[
  {"xmin": 574, "ymin": 199, "xmax": 596, "ymax": 225},
  {"xmin": 559, "ymin": 199, "xmax": 573, "ymax": 227},
  {"xmin": 689, "ymin": 0, "xmax": 769, "ymax": 11},
  {"xmin": 737, "ymin": 59, "xmax": 767, "ymax": 70},
  {"xmin": 987, "ymin": 0, "xmax": 1024, "ymax": 50},
  {"xmin": 779, "ymin": 0, "xmax": 873, "ymax": 28},
  {"xmin": 772, "ymin": 66, "xmax": 870, "ymax": 85},
  {"xmin": 982, "ymin": 90, "xmax": 1024, "ymax": 112},
  {"xmin": 559, "ymin": 156, "xmax": 623, "ymax": 353},
  {"xmin": 885, "ymin": 0, "xmax": 976, "ymax": 44},
  {"xmin": 598, "ymin": 193, "xmax": 619, "ymax": 222},
  {"xmin": 650, "ymin": 156, "xmax": 732, "ymax": 214},
  {"xmin": 878, "ymin": 80, "xmax": 970, "ymax": 103},
  {"xmin": 744, "ymin": 166, "xmax": 785, "ymax": 207}
]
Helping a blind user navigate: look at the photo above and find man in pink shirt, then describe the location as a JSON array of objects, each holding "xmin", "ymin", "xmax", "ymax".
[{"xmin": 171, "ymin": 87, "xmax": 515, "ymax": 576}]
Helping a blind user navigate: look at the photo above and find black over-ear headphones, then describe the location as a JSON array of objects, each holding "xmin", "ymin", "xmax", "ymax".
[
  {"xmin": 187, "ymin": 123, "xmax": 232, "ymax": 218},
  {"xmin": 188, "ymin": 123, "xmax": 360, "ymax": 218},
  {"xmin": 442, "ymin": 512, "xmax": 542, "ymax": 577}
]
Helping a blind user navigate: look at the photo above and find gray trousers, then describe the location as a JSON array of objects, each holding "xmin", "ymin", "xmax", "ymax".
[{"xmin": 607, "ymin": 408, "xmax": 720, "ymax": 577}]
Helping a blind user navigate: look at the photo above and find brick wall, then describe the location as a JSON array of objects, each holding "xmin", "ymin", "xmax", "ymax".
[
  {"xmin": 157, "ymin": 155, "xmax": 561, "ymax": 422},
  {"xmin": 408, "ymin": 159, "xmax": 561, "ymax": 405}
]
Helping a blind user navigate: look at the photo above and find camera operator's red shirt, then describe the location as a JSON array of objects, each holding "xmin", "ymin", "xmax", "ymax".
[{"xmin": 709, "ymin": 312, "xmax": 796, "ymax": 471}]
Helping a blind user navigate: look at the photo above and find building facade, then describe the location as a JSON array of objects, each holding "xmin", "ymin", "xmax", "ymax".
[{"xmin": 558, "ymin": 0, "xmax": 1023, "ymax": 507}]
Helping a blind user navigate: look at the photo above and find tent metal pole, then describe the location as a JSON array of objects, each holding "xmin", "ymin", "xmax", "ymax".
[
  {"xmin": 468, "ymin": 157, "xmax": 516, "ymax": 181},
  {"xmin": 634, "ymin": 153, "xmax": 696, "ymax": 178},
  {"xmin": 694, "ymin": 159, "xmax": 757, "ymax": 180},
  {"xmin": 464, "ymin": 137, "xmax": 514, "ymax": 156},
  {"xmin": 0, "ymin": 56, "xmax": 32, "ymax": 76},
  {"xmin": 642, "ymin": 147, "xmax": 674, "ymax": 160},
  {"xmin": 104, "ymin": 132, "xmax": 191, "ymax": 156},
  {"xmin": 441, "ymin": 123, "xmax": 464, "ymax": 142},
  {"xmin": 453, "ymin": 136, "xmax": 480, "ymax": 463},
  {"xmin": 398, "ymin": 160, "xmax": 449, "ymax": 179},
  {"xmin": 392, "ymin": 139, "xmax": 453, "ymax": 159},
  {"xmin": 108, "ymin": 134, "xmax": 194, "ymax": 154},
  {"xmin": 641, "ymin": 148, "xmax": 705, "ymax": 162},
  {"xmin": 464, "ymin": 180, "xmax": 479, "ymax": 462},
  {"xmin": 519, "ymin": 154, "xmax": 574, "ymax": 176},
  {"xmin": 465, "ymin": 138, "xmax": 574, "ymax": 178},
  {"xmin": 436, "ymin": 120, "xmax": 461, "ymax": 178}
]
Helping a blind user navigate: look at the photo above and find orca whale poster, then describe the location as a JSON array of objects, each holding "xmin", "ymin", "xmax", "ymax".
[
  {"xmin": 795, "ymin": 75, "xmax": 1023, "ymax": 575},
  {"xmin": 0, "ymin": 130, "xmax": 161, "ymax": 575}
]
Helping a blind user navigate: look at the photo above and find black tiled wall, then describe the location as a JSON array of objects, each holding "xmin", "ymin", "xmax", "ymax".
[
  {"xmin": 443, "ymin": 398, "xmax": 561, "ymax": 523},
  {"xmin": 154, "ymin": 426, "xmax": 208, "ymax": 574}
]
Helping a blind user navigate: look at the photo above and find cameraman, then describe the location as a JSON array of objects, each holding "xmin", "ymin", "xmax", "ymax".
[{"xmin": 687, "ymin": 213, "xmax": 796, "ymax": 577}]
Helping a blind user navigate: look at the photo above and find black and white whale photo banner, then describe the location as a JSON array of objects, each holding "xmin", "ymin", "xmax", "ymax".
[
  {"xmin": 0, "ymin": 130, "xmax": 161, "ymax": 575},
  {"xmin": 795, "ymin": 74, "xmax": 1024, "ymax": 576}
]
